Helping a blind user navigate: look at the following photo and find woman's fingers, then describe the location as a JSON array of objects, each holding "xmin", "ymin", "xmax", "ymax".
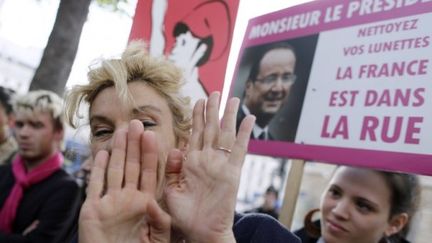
[
  {"xmin": 218, "ymin": 97, "xmax": 240, "ymax": 150},
  {"xmin": 189, "ymin": 99, "xmax": 205, "ymax": 151},
  {"xmin": 140, "ymin": 131, "xmax": 158, "ymax": 195},
  {"xmin": 124, "ymin": 120, "xmax": 144, "ymax": 189},
  {"xmin": 88, "ymin": 150, "xmax": 109, "ymax": 199},
  {"xmin": 107, "ymin": 129, "xmax": 127, "ymax": 192},
  {"xmin": 203, "ymin": 92, "xmax": 221, "ymax": 149},
  {"xmin": 164, "ymin": 149, "xmax": 183, "ymax": 187},
  {"xmin": 229, "ymin": 115, "xmax": 255, "ymax": 168}
]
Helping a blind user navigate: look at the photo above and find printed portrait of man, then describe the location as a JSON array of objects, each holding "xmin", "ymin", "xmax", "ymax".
[
  {"xmin": 239, "ymin": 42, "xmax": 297, "ymax": 140},
  {"xmin": 233, "ymin": 35, "xmax": 319, "ymax": 142}
]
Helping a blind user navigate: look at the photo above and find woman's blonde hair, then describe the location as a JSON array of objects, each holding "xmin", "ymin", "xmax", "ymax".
[{"xmin": 65, "ymin": 41, "xmax": 192, "ymax": 142}]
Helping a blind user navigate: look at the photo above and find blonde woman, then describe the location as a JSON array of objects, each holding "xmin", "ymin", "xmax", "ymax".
[{"xmin": 66, "ymin": 41, "xmax": 300, "ymax": 243}]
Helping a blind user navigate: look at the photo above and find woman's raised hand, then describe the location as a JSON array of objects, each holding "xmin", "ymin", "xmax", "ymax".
[
  {"xmin": 164, "ymin": 92, "xmax": 255, "ymax": 243},
  {"xmin": 79, "ymin": 120, "xmax": 171, "ymax": 243}
]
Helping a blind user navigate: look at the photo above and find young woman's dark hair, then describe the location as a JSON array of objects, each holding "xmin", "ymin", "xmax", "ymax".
[{"xmin": 381, "ymin": 171, "xmax": 420, "ymax": 242}]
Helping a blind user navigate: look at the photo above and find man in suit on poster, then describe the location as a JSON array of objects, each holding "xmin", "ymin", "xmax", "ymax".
[{"xmin": 238, "ymin": 42, "xmax": 297, "ymax": 140}]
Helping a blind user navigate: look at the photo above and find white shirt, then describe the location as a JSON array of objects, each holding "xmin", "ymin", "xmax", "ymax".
[{"xmin": 241, "ymin": 104, "xmax": 270, "ymax": 140}]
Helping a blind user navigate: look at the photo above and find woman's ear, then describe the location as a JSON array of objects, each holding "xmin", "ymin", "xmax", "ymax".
[{"xmin": 384, "ymin": 213, "xmax": 409, "ymax": 237}]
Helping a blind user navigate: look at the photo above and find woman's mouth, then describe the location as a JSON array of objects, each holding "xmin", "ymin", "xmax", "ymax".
[{"xmin": 326, "ymin": 219, "xmax": 348, "ymax": 233}]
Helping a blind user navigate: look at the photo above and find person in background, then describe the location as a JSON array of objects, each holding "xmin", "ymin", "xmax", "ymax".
[
  {"xmin": 72, "ymin": 156, "xmax": 92, "ymax": 191},
  {"xmin": 0, "ymin": 86, "xmax": 17, "ymax": 165},
  {"xmin": 0, "ymin": 90, "xmax": 80, "ymax": 242},
  {"xmin": 294, "ymin": 166, "xmax": 421, "ymax": 243},
  {"xmin": 66, "ymin": 41, "xmax": 301, "ymax": 243},
  {"xmin": 237, "ymin": 42, "xmax": 297, "ymax": 140},
  {"xmin": 246, "ymin": 185, "xmax": 280, "ymax": 219}
]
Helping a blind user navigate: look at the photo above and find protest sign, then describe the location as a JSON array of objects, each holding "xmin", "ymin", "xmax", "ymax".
[{"xmin": 230, "ymin": 0, "xmax": 432, "ymax": 175}]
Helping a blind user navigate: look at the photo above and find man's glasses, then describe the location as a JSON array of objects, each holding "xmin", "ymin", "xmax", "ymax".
[{"xmin": 255, "ymin": 73, "xmax": 297, "ymax": 85}]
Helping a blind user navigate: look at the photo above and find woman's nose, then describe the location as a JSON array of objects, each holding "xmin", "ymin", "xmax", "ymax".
[{"xmin": 331, "ymin": 199, "xmax": 350, "ymax": 220}]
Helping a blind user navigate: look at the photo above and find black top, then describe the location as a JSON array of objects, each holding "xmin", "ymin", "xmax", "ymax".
[
  {"xmin": 0, "ymin": 163, "xmax": 80, "ymax": 243},
  {"xmin": 294, "ymin": 220, "xmax": 411, "ymax": 243},
  {"xmin": 233, "ymin": 212, "xmax": 300, "ymax": 243},
  {"xmin": 293, "ymin": 221, "xmax": 320, "ymax": 243},
  {"xmin": 245, "ymin": 206, "xmax": 279, "ymax": 219}
]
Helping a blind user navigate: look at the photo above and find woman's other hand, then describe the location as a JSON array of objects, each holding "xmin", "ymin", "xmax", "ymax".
[{"xmin": 165, "ymin": 92, "xmax": 255, "ymax": 243}]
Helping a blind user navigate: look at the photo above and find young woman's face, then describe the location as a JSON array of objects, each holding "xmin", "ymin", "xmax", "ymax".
[
  {"xmin": 89, "ymin": 82, "xmax": 178, "ymax": 196},
  {"xmin": 320, "ymin": 167, "xmax": 394, "ymax": 243}
]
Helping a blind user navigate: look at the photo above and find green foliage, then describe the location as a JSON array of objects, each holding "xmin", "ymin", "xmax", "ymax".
[{"xmin": 96, "ymin": 0, "xmax": 129, "ymax": 12}]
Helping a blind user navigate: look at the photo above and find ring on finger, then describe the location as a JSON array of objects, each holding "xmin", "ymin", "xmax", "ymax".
[{"xmin": 216, "ymin": 146, "xmax": 232, "ymax": 153}]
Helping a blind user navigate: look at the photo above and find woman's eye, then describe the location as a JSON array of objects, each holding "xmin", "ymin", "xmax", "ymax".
[
  {"xmin": 142, "ymin": 120, "xmax": 157, "ymax": 128},
  {"xmin": 93, "ymin": 129, "xmax": 112, "ymax": 138},
  {"xmin": 328, "ymin": 187, "xmax": 341, "ymax": 198},
  {"xmin": 356, "ymin": 201, "xmax": 374, "ymax": 213}
]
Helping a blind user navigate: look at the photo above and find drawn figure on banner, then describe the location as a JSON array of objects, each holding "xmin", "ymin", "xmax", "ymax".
[
  {"xmin": 150, "ymin": 0, "xmax": 232, "ymax": 104},
  {"xmin": 237, "ymin": 42, "xmax": 297, "ymax": 140}
]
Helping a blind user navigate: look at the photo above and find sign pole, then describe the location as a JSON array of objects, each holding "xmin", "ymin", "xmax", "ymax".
[{"xmin": 279, "ymin": 159, "xmax": 305, "ymax": 229}]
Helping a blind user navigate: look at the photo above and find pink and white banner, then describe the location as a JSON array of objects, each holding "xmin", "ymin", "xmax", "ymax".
[{"xmin": 230, "ymin": 0, "xmax": 432, "ymax": 175}]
